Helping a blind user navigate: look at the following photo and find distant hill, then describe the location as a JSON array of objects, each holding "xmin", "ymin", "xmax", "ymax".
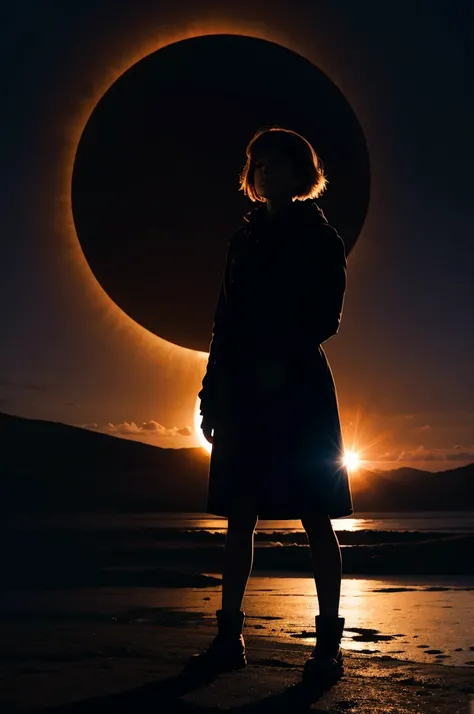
[
  {"xmin": 348, "ymin": 463, "xmax": 474, "ymax": 511},
  {"xmin": 0, "ymin": 411, "xmax": 210, "ymax": 513},
  {"xmin": 0, "ymin": 411, "xmax": 473, "ymax": 513}
]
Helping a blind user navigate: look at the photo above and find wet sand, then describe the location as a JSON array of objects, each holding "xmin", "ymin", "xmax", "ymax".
[
  {"xmin": 2, "ymin": 573, "xmax": 474, "ymax": 669},
  {"xmin": 1, "ymin": 618, "xmax": 473, "ymax": 713}
]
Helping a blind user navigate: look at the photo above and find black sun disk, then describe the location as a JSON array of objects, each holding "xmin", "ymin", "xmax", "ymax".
[{"xmin": 72, "ymin": 34, "xmax": 370, "ymax": 352}]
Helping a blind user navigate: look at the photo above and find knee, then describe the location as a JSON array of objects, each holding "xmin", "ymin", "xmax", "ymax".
[{"xmin": 301, "ymin": 512, "xmax": 332, "ymax": 539}]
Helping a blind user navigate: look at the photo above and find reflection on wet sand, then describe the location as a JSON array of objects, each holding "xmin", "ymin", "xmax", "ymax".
[{"xmin": 197, "ymin": 573, "xmax": 474, "ymax": 667}]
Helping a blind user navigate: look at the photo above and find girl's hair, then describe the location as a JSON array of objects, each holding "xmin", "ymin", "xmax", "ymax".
[{"xmin": 238, "ymin": 126, "xmax": 328, "ymax": 203}]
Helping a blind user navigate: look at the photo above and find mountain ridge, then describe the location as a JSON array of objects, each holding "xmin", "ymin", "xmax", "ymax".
[{"xmin": 1, "ymin": 411, "xmax": 472, "ymax": 514}]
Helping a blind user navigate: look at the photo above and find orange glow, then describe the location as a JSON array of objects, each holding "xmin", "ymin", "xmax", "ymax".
[
  {"xmin": 194, "ymin": 396, "xmax": 212, "ymax": 454},
  {"xmin": 58, "ymin": 21, "xmax": 308, "ymax": 361},
  {"xmin": 343, "ymin": 450, "xmax": 360, "ymax": 471},
  {"xmin": 341, "ymin": 405, "xmax": 395, "ymax": 472}
]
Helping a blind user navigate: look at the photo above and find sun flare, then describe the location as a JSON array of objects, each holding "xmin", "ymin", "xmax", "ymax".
[{"xmin": 343, "ymin": 450, "xmax": 361, "ymax": 472}]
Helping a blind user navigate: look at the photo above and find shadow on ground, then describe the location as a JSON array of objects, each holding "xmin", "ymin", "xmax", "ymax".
[{"xmin": 30, "ymin": 666, "xmax": 333, "ymax": 713}]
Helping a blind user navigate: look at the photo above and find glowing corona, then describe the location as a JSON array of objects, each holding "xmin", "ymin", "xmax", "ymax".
[{"xmin": 194, "ymin": 395, "xmax": 212, "ymax": 454}]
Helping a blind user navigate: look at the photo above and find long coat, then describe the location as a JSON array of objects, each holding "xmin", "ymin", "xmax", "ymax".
[{"xmin": 198, "ymin": 200, "xmax": 354, "ymax": 520}]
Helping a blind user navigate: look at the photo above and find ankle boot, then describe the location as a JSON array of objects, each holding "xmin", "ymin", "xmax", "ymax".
[
  {"xmin": 184, "ymin": 609, "xmax": 247, "ymax": 674},
  {"xmin": 302, "ymin": 614, "xmax": 345, "ymax": 687}
]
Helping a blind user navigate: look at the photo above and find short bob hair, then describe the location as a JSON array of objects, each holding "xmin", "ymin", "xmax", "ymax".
[{"xmin": 239, "ymin": 126, "xmax": 328, "ymax": 203}]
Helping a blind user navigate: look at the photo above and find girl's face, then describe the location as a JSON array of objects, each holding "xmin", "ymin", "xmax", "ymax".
[{"xmin": 253, "ymin": 151, "xmax": 298, "ymax": 201}]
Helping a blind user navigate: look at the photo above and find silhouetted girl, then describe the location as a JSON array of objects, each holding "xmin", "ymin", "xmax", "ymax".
[{"xmin": 186, "ymin": 127, "xmax": 354, "ymax": 688}]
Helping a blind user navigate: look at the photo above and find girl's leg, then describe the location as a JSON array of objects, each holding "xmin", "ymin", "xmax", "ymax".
[
  {"xmin": 183, "ymin": 507, "xmax": 257, "ymax": 673},
  {"xmin": 301, "ymin": 513, "xmax": 342, "ymax": 617},
  {"xmin": 221, "ymin": 509, "xmax": 259, "ymax": 612}
]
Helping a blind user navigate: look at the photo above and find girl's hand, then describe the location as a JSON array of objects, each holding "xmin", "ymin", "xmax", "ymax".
[{"xmin": 201, "ymin": 416, "xmax": 214, "ymax": 444}]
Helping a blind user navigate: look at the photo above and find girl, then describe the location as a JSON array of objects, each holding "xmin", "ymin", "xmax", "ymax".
[{"xmin": 185, "ymin": 127, "xmax": 354, "ymax": 687}]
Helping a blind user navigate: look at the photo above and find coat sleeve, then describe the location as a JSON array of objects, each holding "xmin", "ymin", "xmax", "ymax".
[
  {"xmin": 197, "ymin": 234, "xmax": 237, "ymax": 421},
  {"xmin": 309, "ymin": 224, "xmax": 347, "ymax": 345}
]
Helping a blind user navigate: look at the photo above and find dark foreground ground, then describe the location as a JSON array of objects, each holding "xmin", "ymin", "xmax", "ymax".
[{"xmin": 1, "ymin": 618, "xmax": 473, "ymax": 713}]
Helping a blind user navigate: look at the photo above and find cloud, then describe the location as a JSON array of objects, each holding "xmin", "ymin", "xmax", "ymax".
[
  {"xmin": 81, "ymin": 420, "xmax": 192, "ymax": 439},
  {"xmin": 178, "ymin": 426, "xmax": 193, "ymax": 436}
]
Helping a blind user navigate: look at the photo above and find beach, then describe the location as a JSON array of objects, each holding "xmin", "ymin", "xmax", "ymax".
[
  {"xmin": 1, "ymin": 511, "xmax": 474, "ymax": 711},
  {"xmin": 1, "ymin": 615, "xmax": 474, "ymax": 712}
]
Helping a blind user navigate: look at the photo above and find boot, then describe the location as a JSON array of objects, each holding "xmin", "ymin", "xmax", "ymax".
[
  {"xmin": 183, "ymin": 609, "xmax": 247, "ymax": 674},
  {"xmin": 302, "ymin": 614, "xmax": 345, "ymax": 687}
]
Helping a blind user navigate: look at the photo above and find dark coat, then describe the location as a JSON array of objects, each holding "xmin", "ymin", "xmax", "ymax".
[{"xmin": 198, "ymin": 200, "xmax": 354, "ymax": 519}]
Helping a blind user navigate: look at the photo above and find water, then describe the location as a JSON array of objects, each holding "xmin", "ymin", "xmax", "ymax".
[
  {"xmin": 201, "ymin": 573, "xmax": 474, "ymax": 668},
  {"xmin": 8, "ymin": 510, "xmax": 474, "ymax": 534}
]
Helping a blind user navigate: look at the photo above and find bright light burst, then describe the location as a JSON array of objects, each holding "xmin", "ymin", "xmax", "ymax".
[{"xmin": 343, "ymin": 450, "xmax": 361, "ymax": 471}]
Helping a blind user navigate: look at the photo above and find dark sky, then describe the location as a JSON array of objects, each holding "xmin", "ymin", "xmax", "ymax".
[{"xmin": 0, "ymin": 0, "xmax": 472, "ymax": 470}]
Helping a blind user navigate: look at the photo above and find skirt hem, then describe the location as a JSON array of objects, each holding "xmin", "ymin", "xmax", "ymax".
[{"xmin": 205, "ymin": 506, "xmax": 355, "ymax": 519}]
